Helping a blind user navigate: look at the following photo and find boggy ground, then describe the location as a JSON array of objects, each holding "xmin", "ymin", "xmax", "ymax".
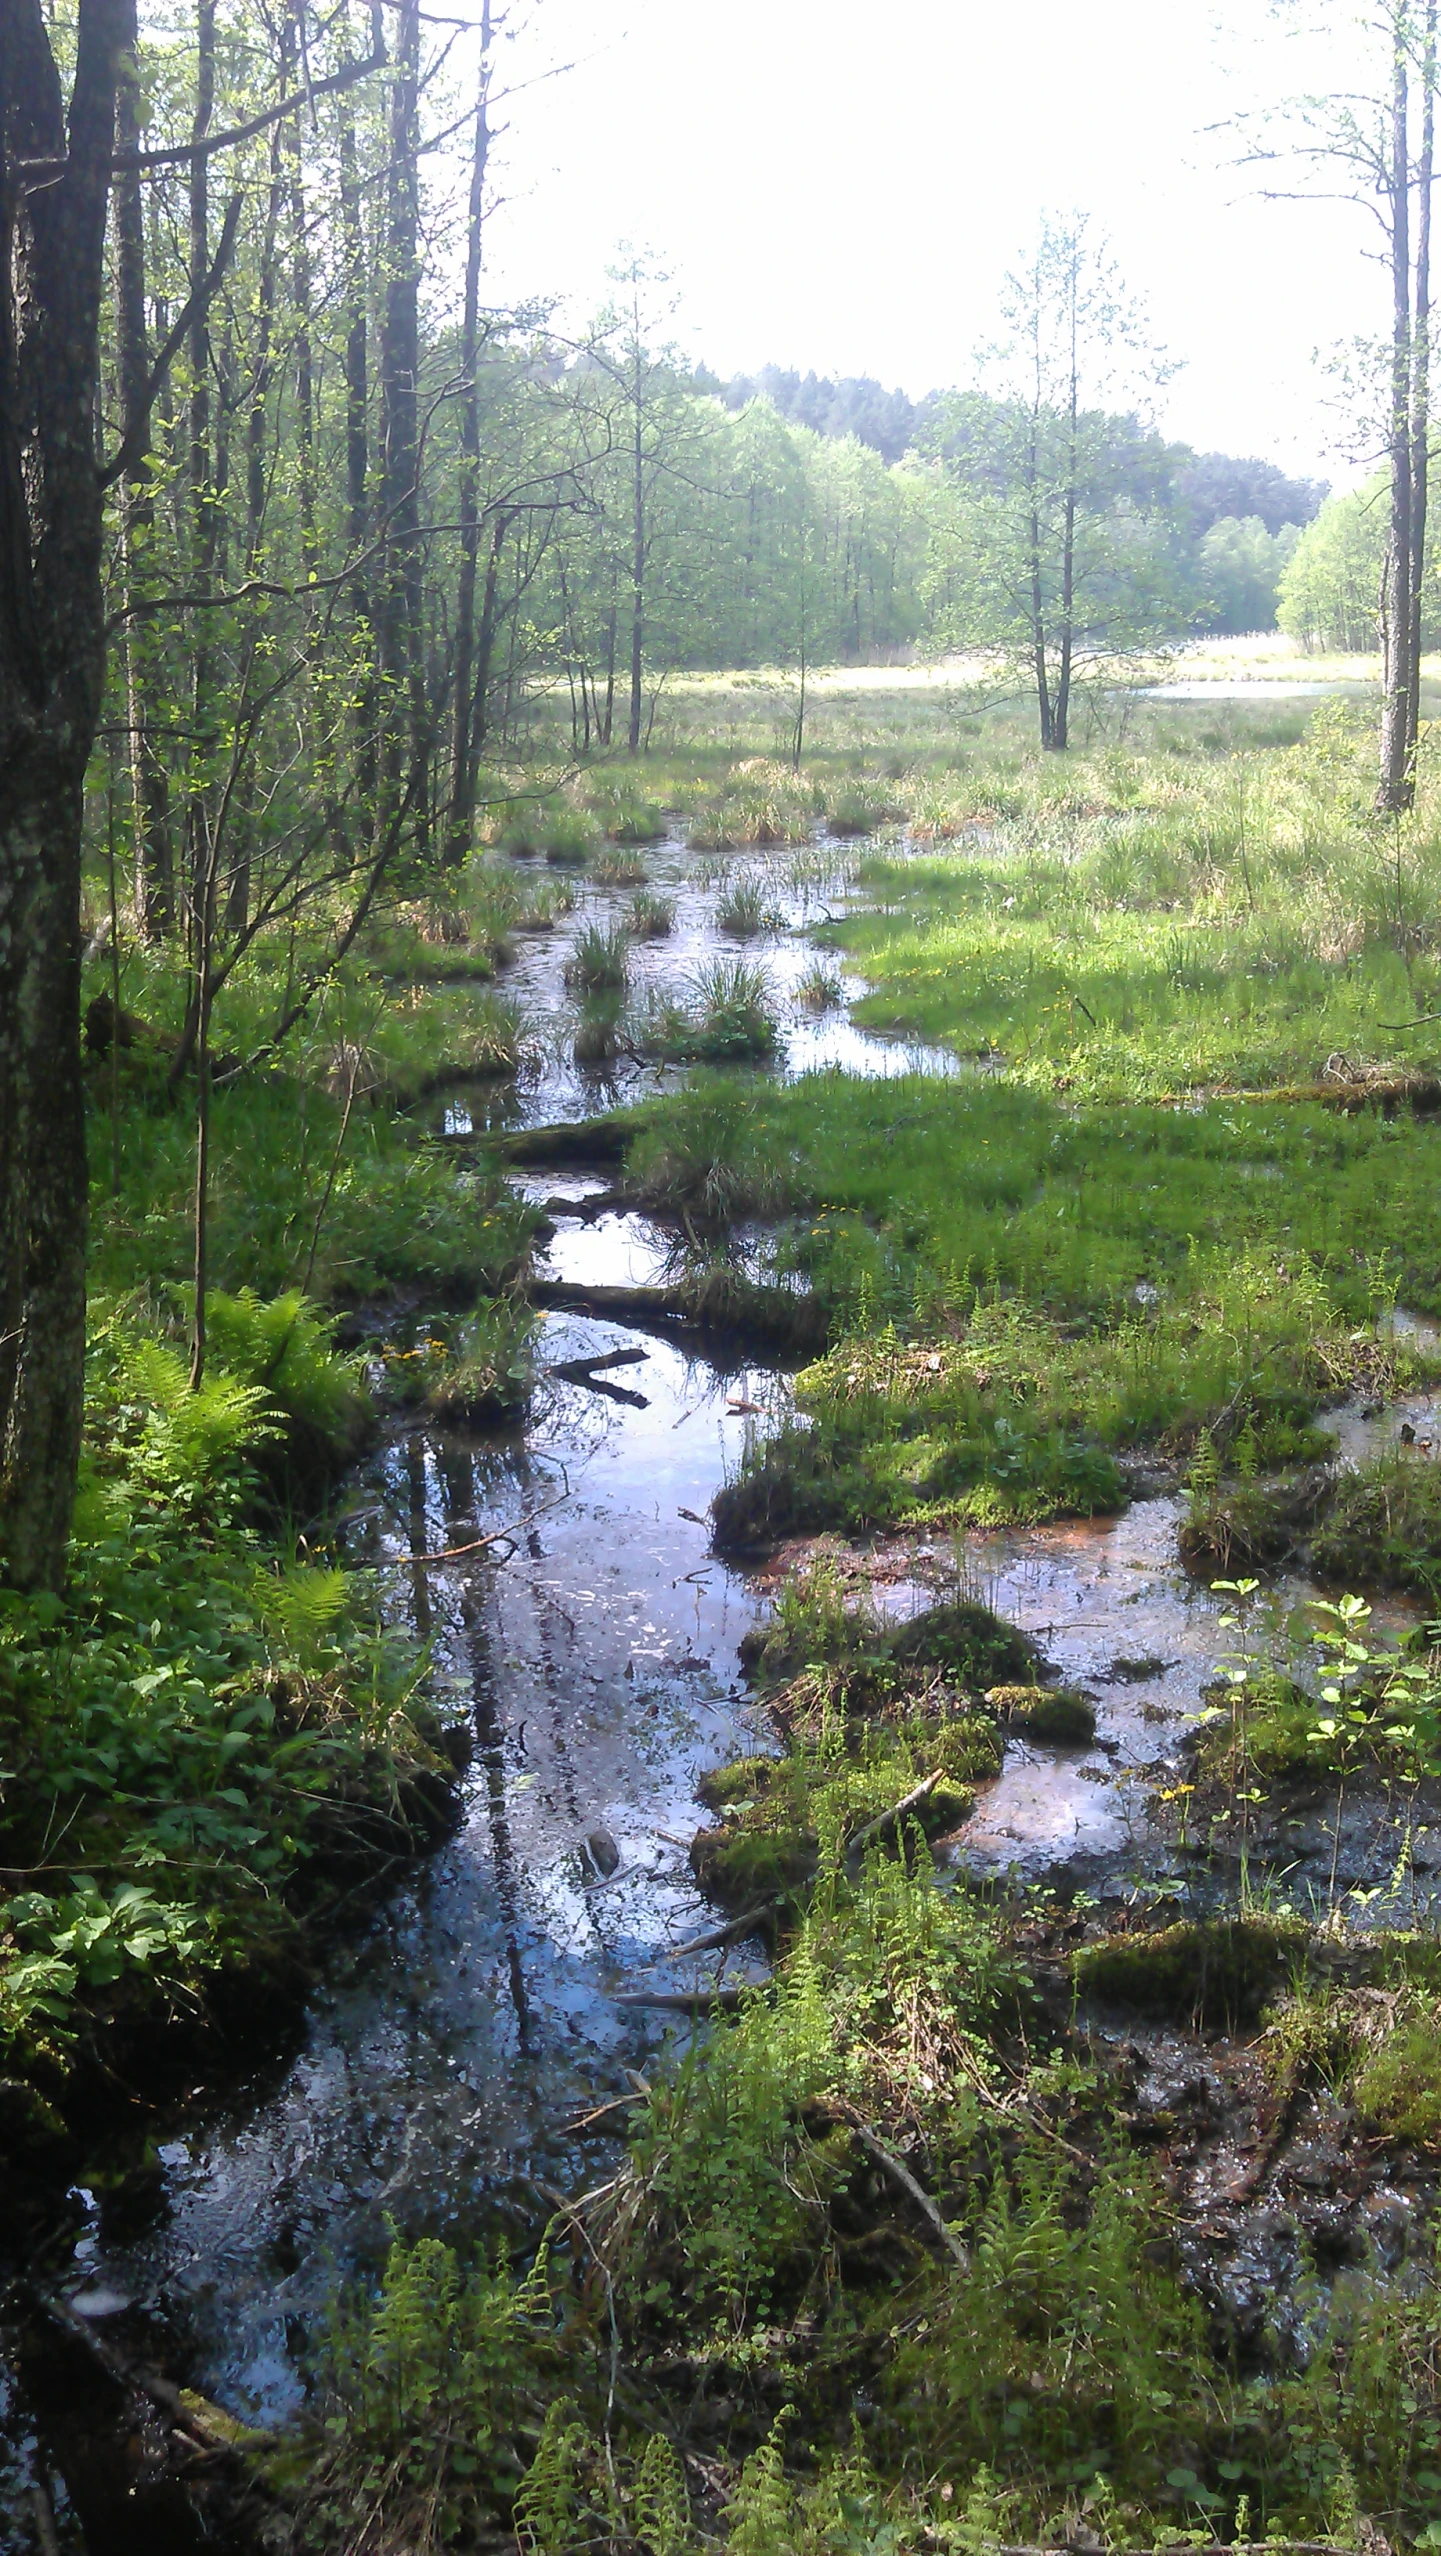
[
  {"xmin": 22, "ymin": 664, "xmax": 1441, "ymax": 2550},
  {"xmin": 216, "ymin": 1568, "xmax": 1441, "ymax": 2556}
]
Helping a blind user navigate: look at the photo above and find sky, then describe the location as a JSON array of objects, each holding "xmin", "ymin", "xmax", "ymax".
[{"xmin": 469, "ymin": 0, "xmax": 1393, "ymax": 489}]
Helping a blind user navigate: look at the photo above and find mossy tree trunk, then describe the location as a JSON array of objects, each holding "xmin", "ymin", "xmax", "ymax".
[{"xmin": 0, "ymin": 0, "xmax": 131, "ymax": 1591}]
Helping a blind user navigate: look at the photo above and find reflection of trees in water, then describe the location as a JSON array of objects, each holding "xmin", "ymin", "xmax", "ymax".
[
  {"xmin": 403, "ymin": 1431, "xmax": 432, "ymax": 1641},
  {"xmin": 432, "ymin": 1437, "xmax": 533, "ymax": 2054}
]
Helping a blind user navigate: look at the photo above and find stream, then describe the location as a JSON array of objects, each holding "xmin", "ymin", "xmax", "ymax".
[{"xmin": 5, "ymin": 830, "xmax": 1438, "ymax": 2546}]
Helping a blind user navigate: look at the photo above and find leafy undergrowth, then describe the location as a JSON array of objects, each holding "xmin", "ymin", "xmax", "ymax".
[
  {"xmin": 0, "ymin": 1299, "xmax": 456, "ymax": 2148},
  {"xmin": 277, "ymin": 1861, "xmax": 1441, "ymax": 2555},
  {"xmin": 266, "ymin": 1545, "xmax": 1441, "ymax": 2552},
  {"xmin": 375, "ymin": 1296, "xmax": 540, "ymax": 1426}
]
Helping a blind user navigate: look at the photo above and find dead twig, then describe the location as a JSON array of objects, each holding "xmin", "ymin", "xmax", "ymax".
[
  {"xmin": 645, "ymin": 1898, "xmax": 781, "ymax": 1964},
  {"xmin": 845, "ymin": 1769, "xmax": 944, "ymax": 1869},
  {"xmin": 611, "ymin": 1984, "xmax": 750, "ymax": 2012},
  {"xmin": 820, "ymin": 2102, "xmax": 970, "ymax": 2272},
  {"xmin": 410, "ymin": 1473, "xmax": 570, "ymax": 1565}
]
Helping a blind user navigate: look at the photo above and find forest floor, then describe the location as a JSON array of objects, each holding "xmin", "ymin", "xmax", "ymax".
[{"xmin": 13, "ymin": 656, "xmax": 1441, "ymax": 2552}]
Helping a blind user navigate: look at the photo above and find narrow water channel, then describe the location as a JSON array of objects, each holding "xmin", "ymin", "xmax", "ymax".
[{"xmin": 7, "ymin": 828, "xmax": 1437, "ymax": 2537}]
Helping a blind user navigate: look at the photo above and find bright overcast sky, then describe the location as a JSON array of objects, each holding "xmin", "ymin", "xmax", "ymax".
[{"xmin": 473, "ymin": 0, "xmax": 1391, "ymax": 488}]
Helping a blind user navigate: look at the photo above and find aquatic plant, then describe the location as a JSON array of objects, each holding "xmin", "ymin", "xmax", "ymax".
[
  {"xmin": 822, "ymin": 779, "xmax": 904, "ymax": 837},
  {"xmin": 626, "ymin": 887, "xmax": 676, "ymax": 938},
  {"xmin": 715, "ymin": 874, "xmax": 781, "ymax": 938},
  {"xmin": 590, "ymin": 847, "xmax": 650, "ymax": 885},
  {"xmin": 572, "ymin": 990, "xmax": 628, "ymax": 1064},
  {"xmin": 418, "ymin": 1300, "xmax": 537, "ymax": 1425},
  {"xmin": 794, "ymin": 959, "xmax": 845, "ymax": 1010},
  {"xmin": 564, "ymin": 920, "xmax": 631, "ymax": 992}
]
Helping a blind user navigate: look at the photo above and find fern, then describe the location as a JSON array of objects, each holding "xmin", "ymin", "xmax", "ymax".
[
  {"xmin": 633, "ymin": 2434, "xmax": 693, "ymax": 2555},
  {"xmin": 725, "ymin": 2412, "xmax": 800, "ymax": 2556},
  {"xmin": 252, "ymin": 1562, "xmax": 351, "ymax": 1667},
  {"xmin": 121, "ymin": 1336, "xmax": 278, "ymax": 1495},
  {"xmin": 513, "ymin": 2398, "xmax": 590, "ymax": 2555},
  {"xmin": 205, "ymin": 1285, "xmax": 367, "ymax": 1440}
]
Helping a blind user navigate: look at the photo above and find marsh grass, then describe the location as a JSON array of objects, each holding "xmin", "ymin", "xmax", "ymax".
[
  {"xmin": 590, "ymin": 848, "xmax": 650, "ymax": 885},
  {"xmin": 420, "ymin": 1299, "xmax": 537, "ymax": 1424},
  {"xmin": 563, "ymin": 920, "xmax": 630, "ymax": 992},
  {"xmin": 687, "ymin": 758, "xmax": 819, "ymax": 849},
  {"xmin": 715, "ymin": 873, "xmax": 782, "ymax": 937},
  {"xmin": 626, "ymin": 887, "xmax": 676, "ymax": 939},
  {"xmin": 640, "ymin": 957, "xmax": 779, "ymax": 1065},
  {"xmin": 795, "ymin": 959, "xmax": 845, "ymax": 1010},
  {"xmin": 492, "ymin": 800, "xmax": 597, "ymax": 864},
  {"xmin": 572, "ymin": 990, "xmax": 628, "ymax": 1065},
  {"xmin": 371, "ymin": 987, "xmax": 526, "ymax": 1094}
]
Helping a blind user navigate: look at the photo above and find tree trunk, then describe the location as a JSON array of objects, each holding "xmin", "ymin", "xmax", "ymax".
[
  {"xmin": 339, "ymin": 96, "xmax": 375, "ymax": 797},
  {"xmin": 287, "ymin": 48, "xmax": 317, "ymax": 608},
  {"xmin": 1028, "ymin": 510, "xmax": 1053, "ymax": 750},
  {"xmin": 185, "ymin": 0, "xmax": 219, "ymax": 932},
  {"xmin": 1050, "ymin": 273, "xmax": 1080, "ymax": 753},
  {"xmin": 0, "ymin": 0, "xmax": 132, "ymax": 1589},
  {"xmin": 377, "ymin": 0, "xmax": 425, "ymax": 848},
  {"xmin": 113, "ymin": 42, "xmax": 175, "ymax": 935},
  {"xmin": 628, "ymin": 382, "xmax": 645, "ymax": 754},
  {"xmin": 1379, "ymin": 33, "xmax": 1416, "ymax": 811},
  {"xmin": 446, "ymin": 11, "xmax": 492, "ymax": 867},
  {"xmin": 1409, "ymin": 3, "xmax": 1437, "ymax": 767},
  {"xmin": 601, "ymin": 595, "xmax": 617, "ymax": 746},
  {"xmin": 467, "ymin": 509, "xmax": 507, "ymax": 783}
]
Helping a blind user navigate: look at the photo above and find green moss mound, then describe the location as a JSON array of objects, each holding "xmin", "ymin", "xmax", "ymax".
[
  {"xmin": 1352, "ymin": 2014, "xmax": 1441, "ymax": 2147},
  {"xmin": 988, "ymin": 1683, "xmax": 1097, "ymax": 1744},
  {"xmin": 1073, "ymin": 1916, "xmax": 1303, "ymax": 2029}
]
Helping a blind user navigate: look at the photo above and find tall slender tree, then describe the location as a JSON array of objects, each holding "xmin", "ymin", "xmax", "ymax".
[{"xmin": 0, "ymin": 0, "xmax": 133, "ymax": 1589}]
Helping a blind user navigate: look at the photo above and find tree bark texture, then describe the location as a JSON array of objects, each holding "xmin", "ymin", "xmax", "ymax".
[
  {"xmin": 377, "ymin": 0, "xmax": 424, "ymax": 845},
  {"xmin": 0, "ymin": 0, "xmax": 131, "ymax": 1589},
  {"xmin": 1409, "ymin": 3, "xmax": 1437, "ymax": 770},
  {"xmin": 446, "ymin": 9, "xmax": 492, "ymax": 866},
  {"xmin": 114, "ymin": 34, "xmax": 175, "ymax": 935},
  {"xmin": 1379, "ymin": 35, "xmax": 1417, "ymax": 811}
]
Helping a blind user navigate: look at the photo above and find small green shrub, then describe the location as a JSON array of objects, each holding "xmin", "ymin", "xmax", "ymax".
[
  {"xmin": 1311, "ymin": 1451, "xmax": 1441, "ymax": 1596},
  {"xmin": 424, "ymin": 1299, "xmax": 537, "ymax": 1424}
]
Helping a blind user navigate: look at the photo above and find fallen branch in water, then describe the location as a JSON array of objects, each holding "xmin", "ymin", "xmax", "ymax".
[
  {"xmin": 557, "ymin": 2089, "xmax": 649, "ymax": 2136},
  {"xmin": 408, "ymin": 1472, "xmax": 571, "ymax": 1565},
  {"xmin": 547, "ymin": 1346, "xmax": 648, "ymax": 1381},
  {"xmin": 645, "ymin": 1898, "xmax": 782, "ymax": 1964},
  {"xmin": 611, "ymin": 1984, "xmax": 750, "ymax": 2012},
  {"xmin": 32, "ymin": 2291, "xmax": 267, "ymax": 2453}
]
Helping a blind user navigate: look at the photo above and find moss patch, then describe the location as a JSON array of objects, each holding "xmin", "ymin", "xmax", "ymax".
[
  {"xmin": 1073, "ymin": 1916, "xmax": 1304, "ymax": 2030},
  {"xmin": 1351, "ymin": 2012, "xmax": 1441, "ymax": 2147},
  {"xmin": 988, "ymin": 1684, "xmax": 1097, "ymax": 1745}
]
